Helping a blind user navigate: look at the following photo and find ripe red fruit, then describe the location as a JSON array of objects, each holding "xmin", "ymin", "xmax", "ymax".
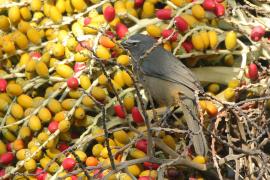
[
  {"xmin": 6, "ymin": 143, "xmax": 12, "ymax": 152},
  {"xmin": 138, "ymin": 177, "xmax": 154, "ymax": 180},
  {"xmin": 203, "ymin": 0, "xmax": 216, "ymax": 11},
  {"xmin": 143, "ymin": 162, "xmax": 160, "ymax": 169},
  {"xmin": 132, "ymin": 107, "xmax": 144, "ymax": 124},
  {"xmin": 116, "ymin": 23, "xmax": 128, "ymax": 39},
  {"xmin": 58, "ymin": 142, "xmax": 69, "ymax": 152},
  {"xmin": 251, "ymin": 26, "xmax": 265, "ymax": 42},
  {"xmin": 114, "ymin": 104, "xmax": 126, "ymax": 119},
  {"xmin": 48, "ymin": 121, "xmax": 59, "ymax": 133},
  {"xmin": 182, "ymin": 41, "xmax": 193, "ymax": 53},
  {"xmin": 104, "ymin": 6, "xmax": 115, "ymax": 22},
  {"xmin": 156, "ymin": 9, "xmax": 172, "ymax": 20},
  {"xmin": 135, "ymin": 0, "xmax": 144, "ymax": 8},
  {"xmin": 215, "ymin": 3, "xmax": 225, "ymax": 17},
  {"xmin": 135, "ymin": 139, "xmax": 148, "ymax": 153},
  {"xmin": 67, "ymin": 77, "xmax": 79, "ymax": 89},
  {"xmin": 0, "ymin": 78, "xmax": 7, "ymax": 92},
  {"xmin": 62, "ymin": 158, "xmax": 76, "ymax": 171},
  {"xmin": 0, "ymin": 152, "xmax": 14, "ymax": 165},
  {"xmin": 35, "ymin": 168, "xmax": 47, "ymax": 180},
  {"xmin": 174, "ymin": 16, "xmax": 188, "ymax": 32},
  {"xmin": 248, "ymin": 63, "xmax": 258, "ymax": 80},
  {"xmin": 0, "ymin": 169, "xmax": 5, "ymax": 177},
  {"xmin": 71, "ymin": 175, "xmax": 78, "ymax": 180},
  {"xmin": 30, "ymin": 51, "xmax": 42, "ymax": 59},
  {"xmin": 73, "ymin": 62, "xmax": 86, "ymax": 72},
  {"xmin": 161, "ymin": 29, "xmax": 178, "ymax": 41},
  {"xmin": 84, "ymin": 17, "xmax": 91, "ymax": 25},
  {"xmin": 106, "ymin": 31, "xmax": 115, "ymax": 39}
]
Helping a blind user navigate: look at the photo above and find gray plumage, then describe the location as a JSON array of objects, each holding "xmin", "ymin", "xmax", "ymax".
[{"xmin": 121, "ymin": 34, "xmax": 208, "ymax": 156}]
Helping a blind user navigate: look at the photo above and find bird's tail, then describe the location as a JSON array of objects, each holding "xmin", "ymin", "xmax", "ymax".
[{"xmin": 182, "ymin": 97, "xmax": 208, "ymax": 156}]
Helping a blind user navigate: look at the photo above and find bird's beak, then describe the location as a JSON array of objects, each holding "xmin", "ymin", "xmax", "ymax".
[
  {"xmin": 120, "ymin": 39, "xmax": 128, "ymax": 48},
  {"xmin": 121, "ymin": 39, "xmax": 140, "ymax": 48}
]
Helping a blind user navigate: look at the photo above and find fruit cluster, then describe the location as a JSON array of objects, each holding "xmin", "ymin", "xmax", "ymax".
[{"xmin": 0, "ymin": 0, "xmax": 268, "ymax": 179}]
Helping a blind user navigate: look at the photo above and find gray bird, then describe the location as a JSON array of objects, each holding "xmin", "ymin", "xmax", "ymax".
[{"xmin": 121, "ymin": 34, "xmax": 208, "ymax": 156}]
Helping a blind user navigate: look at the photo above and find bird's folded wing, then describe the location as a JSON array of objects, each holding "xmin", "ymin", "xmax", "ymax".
[{"xmin": 141, "ymin": 47, "xmax": 203, "ymax": 92}]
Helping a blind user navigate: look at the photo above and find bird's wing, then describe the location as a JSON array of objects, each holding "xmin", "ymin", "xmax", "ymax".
[{"xmin": 140, "ymin": 46, "xmax": 203, "ymax": 92}]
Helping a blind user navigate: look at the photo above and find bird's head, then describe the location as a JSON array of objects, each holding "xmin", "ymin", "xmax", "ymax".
[{"xmin": 121, "ymin": 34, "xmax": 157, "ymax": 62}]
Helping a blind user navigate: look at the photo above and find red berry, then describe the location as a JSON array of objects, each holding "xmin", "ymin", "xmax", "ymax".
[
  {"xmin": 114, "ymin": 104, "xmax": 126, "ymax": 119},
  {"xmin": 161, "ymin": 29, "xmax": 178, "ymax": 41},
  {"xmin": 138, "ymin": 177, "xmax": 154, "ymax": 180},
  {"xmin": 106, "ymin": 31, "xmax": 115, "ymax": 39},
  {"xmin": 62, "ymin": 158, "xmax": 76, "ymax": 171},
  {"xmin": 214, "ymin": 3, "xmax": 225, "ymax": 17},
  {"xmin": 156, "ymin": 9, "xmax": 172, "ymax": 20},
  {"xmin": 174, "ymin": 16, "xmax": 188, "ymax": 32},
  {"xmin": 251, "ymin": 26, "xmax": 265, "ymax": 42},
  {"xmin": 104, "ymin": 6, "xmax": 115, "ymax": 22},
  {"xmin": 0, "ymin": 152, "xmax": 14, "ymax": 165},
  {"xmin": 143, "ymin": 162, "xmax": 160, "ymax": 169},
  {"xmin": 58, "ymin": 142, "xmax": 69, "ymax": 152},
  {"xmin": 0, "ymin": 169, "xmax": 5, "ymax": 177},
  {"xmin": 116, "ymin": 23, "xmax": 128, "ymax": 39},
  {"xmin": 74, "ymin": 62, "xmax": 86, "ymax": 72},
  {"xmin": 48, "ymin": 121, "xmax": 59, "ymax": 133},
  {"xmin": 6, "ymin": 143, "xmax": 12, "ymax": 152},
  {"xmin": 35, "ymin": 168, "xmax": 47, "ymax": 180},
  {"xmin": 30, "ymin": 51, "xmax": 42, "ymax": 59},
  {"xmin": 182, "ymin": 41, "xmax": 193, "ymax": 53},
  {"xmin": 135, "ymin": 0, "xmax": 144, "ymax": 8},
  {"xmin": 0, "ymin": 78, "xmax": 7, "ymax": 92},
  {"xmin": 131, "ymin": 107, "xmax": 144, "ymax": 124},
  {"xmin": 248, "ymin": 63, "xmax": 258, "ymax": 80},
  {"xmin": 84, "ymin": 17, "xmax": 91, "ymax": 25},
  {"xmin": 71, "ymin": 175, "xmax": 78, "ymax": 180},
  {"xmin": 67, "ymin": 77, "xmax": 79, "ymax": 89},
  {"xmin": 135, "ymin": 139, "xmax": 148, "ymax": 153},
  {"xmin": 203, "ymin": 0, "xmax": 216, "ymax": 11}
]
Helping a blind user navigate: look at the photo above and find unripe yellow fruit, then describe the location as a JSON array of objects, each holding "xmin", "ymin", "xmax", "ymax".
[
  {"xmin": 2, "ymin": 129, "xmax": 16, "ymax": 142},
  {"xmin": 27, "ymin": 28, "xmax": 42, "ymax": 45},
  {"xmin": 6, "ymin": 116, "xmax": 18, "ymax": 132},
  {"xmin": 171, "ymin": 0, "xmax": 186, "ymax": 6},
  {"xmin": 80, "ymin": 75, "xmax": 91, "ymax": 90},
  {"xmin": 123, "ymin": 93, "xmax": 135, "ymax": 112},
  {"xmin": 180, "ymin": 14, "xmax": 198, "ymax": 26},
  {"xmin": 16, "ymin": 149, "xmax": 29, "ymax": 160},
  {"xmin": 28, "ymin": 115, "xmax": 42, "ymax": 131},
  {"xmin": 96, "ymin": 45, "xmax": 111, "ymax": 60},
  {"xmin": 8, "ymin": 6, "xmax": 21, "ymax": 24},
  {"xmin": 43, "ymin": 3, "xmax": 52, "ymax": 17},
  {"xmin": 0, "ymin": 93, "xmax": 11, "ymax": 103},
  {"xmin": 208, "ymin": 30, "xmax": 218, "ymax": 49},
  {"xmin": 30, "ymin": 145, "xmax": 42, "ymax": 160},
  {"xmin": 67, "ymin": 37, "xmax": 78, "ymax": 51},
  {"xmin": 17, "ymin": 94, "xmax": 33, "ymax": 109},
  {"xmin": 114, "ymin": 71, "xmax": 125, "ymax": 88},
  {"xmin": 0, "ymin": 99, "xmax": 9, "ymax": 112},
  {"xmin": 50, "ymin": 6, "xmax": 62, "ymax": 23},
  {"xmin": 56, "ymin": 0, "xmax": 66, "ymax": 13},
  {"xmin": 19, "ymin": 126, "xmax": 31, "ymax": 139},
  {"xmin": 224, "ymin": 87, "xmax": 235, "ymax": 101},
  {"xmin": 128, "ymin": 164, "xmax": 141, "ymax": 177},
  {"xmin": 82, "ymin": 96, "xmax": 94, "ymax": 108},
  {"xmin": 11, "ymin": 103, "xmax": 24, "ymax": 119},
  {"xmin": 0, "ymin": 140, "xmax": 7, "ymax": 155},
  {"xmin": 53, "ymin": 43, "xmax": 65, "ymax": 58},
  {"xmin": 163, "ymin": 135, "xmax": 176, "ymax": 150},
  {"xmin": 146, "ymin": 24, "xmax": 161, "ymax": 38},
  {"xmin": 59, "ymin": 119, "xmax": 70, "ymax": 132},
  {"xmin": 199, "ymin": 31, "xmax": 209, "ymax": 49},
  {"xmin": 192, "ymin": 33, "xmax": 204, "ymax": 51},
  {"xmin": 225, "ymin": 31, "xmax": 237, "ymax": 50},
  {"xmin": 117, "ymin": 55, "xmax": 130, "ymax": 66},
  {"xmin": 3, "ymin": 40, "xmax": 16, "ymax": 54},
  {"xmin": 24, "ymin": 158, "xmax": 37, "ymax": 172},
  {"xmin": 122, "ymin": 71, "xmax": 133, "ymax": 86},
  {"xmin": 141, "ymin": 2, "xmax": 154, "ymax": 18},
  {"xmin": 98, "ymin": 74, "xmax": 108, "ymax": 86},
  {"xmin": 65, "ymin": 0, "xmax": 74, "ymax": 13},
  {"xmin": 71, "ymin": 0, "xmax": 87, "ymax": 12},
  {"xmin": 139, "ymin": 170, "xmax": 157, "ymax": 179},
  {"xmin": 13, "ymin": 31, "xmax": 28, "ymax": 50},
  {"xmin": 129, "ymin": 148, "xmax": 146, "ymax": 159},
  {"xmin": 56, "ymin": 64, "xmax": 74, "ymax": 78},
  {"xmin": 37, "ymin": 132, "xmax": 49, "ymax": 143},
  {"xmin": 74, "ymin": 107, "xmax": 85, "ymax": 120},
  {"xmin": 17, "ymin": 20, "xmax": 31, "ymax": 34},
  {"xmin": 36, "ymin": 61, "xmax": 49, "ymax": 78},
  {"xmin": 192, "ymin": 155, "xmax": 206, "ymax": 164},
  {"xmin": 92, "ymin": 144, "xmax": 104, "ymax": 157},
  {"xmin": 74, "ymin": 150, "xmax": 87, "ymax": 162},
  {"xmin": 25, "ymin": 59, "xmax": 36, "ymax": 72},
  {"xmin": 20, "ymin": 7, "xmax": 32, "ymax": 21},
  {"xmin": 113, "ymin": 130, "xmax": 129, "ymax": 144},
  {"xmin": 31, "ymin": 0, "xmax": 42, "ymax": 11},
  {"xmin": 192, "ymin": 4, "xmax": 205, "ymax": 19},
  {"xmin": 69, "ymin": 90, "xmax": 83, "ymax": 99},
  {"xmin": 0, "ymin": 16, "xmax": 10, "ymax": 31},
  {"xmin": 61, "ymin": 99, "xmax": 76, "ymax": 110},
  {"xmin": 91, "ymin": 86, "xmax": 106, "ymax": 102},
  {"xmin": 207, "ymin": 83, "xmax": 220, "ymax": 94},
  {"xmin": 47, "ymin": 99, "xmax": 62, "ymax": 114},
  {"xmin": 92, "ymin": 127, "xmax": 105, "ymax": 143},
  {"xmin": 38, "ymin": 107, "xmax": 52, "ymax": 123}
]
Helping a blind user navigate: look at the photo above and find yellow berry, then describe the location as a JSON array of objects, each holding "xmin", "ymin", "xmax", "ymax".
[
  {"xmin": 80, "ymin": 75, "xmax": 91, "ymax": 90},
  {"xmin": 31, "ymin": 0, "xmax": 42, "ymax": 11},
  {"xmin": 96, "ymin": 45, "xmax": 111, "ymax": 60},
  {"xmin": 50, "ymin": 6, "xmax": 62, "ymax": 23},
  {"xmin": 17, "ymin": 94, "xmax": 33, "ymax": 109},
  {"xmin": 20, "ymin": 7, "xmax": 32, "ymax": 21},
  {"xmin": 2, "ymin": 129, "xmax": 16, "ymax": 142},
  {"xmin": 199, "ymin": 31, "xmax": 209, "ymax": 49},
  {"xmin": 11, "ymin": 103, "xmax": 24, "ymax": 119},
  {"xmin": 117, "ymin": 55, "xmax": 130, "ymax": 66},
  {"xmin": 82, "ymin": 96, "xmax": 94, "ymax": 108},
  {"xmin": 0, "ymin": 140, "xmax": 7, "ymax": 155},
  {"xmin": 28, "ymin": 115, "xmax": 42, "ymax": 131},
  {"xmin": 53, "ymin": 43, "xmax": 65, "ymax": 58},
  {"xmin": 114, "ymin": 71, "xmax": 125, "ymax": 88},
  {"xmin": 13, "ymin": 31, "xmax": 28, "ymax": 50},
  {"xmin": 91, "ymin": 86, "xmax": 106, "ymax": 102},
  {"xmin": 113, "ymin": 130, "xmax": 129, "ymax": 144},
  {"xmin": 61, "ymin": 99, "xmax": 76, "ymax": 110},
  {"xmin": 208, "ymin": 30, "xmax": 218, "ymax": 49},
  {"xmin": 192, "ymin": 33, "xmax": 204, "ymax": 51},
  {"xmin": 92, "ymin": 127, "xmax": 105, "ymax": 143},
  {"xmin": 0, "ymin": 99, "xmax": 9, "ymax": 112},
  {"xmin": 27, "ymin": 28, "xmax": 42, "ymax": 45},
  {"xmin": 6, "ymin": 83, "xmax": 23, "ymax": 97},
  {"xmin": 56, "ymin": 0, "xmax": 66, "ymax": 13},
  {"xmin": 17, "ymin": 20, "xmax": 31, "ymax": 34},
  {"xmin": 127, "ymin": 164, "xmax": 141, "ymax": 177},
  {"xmin": 36, "ymin": 61, "xmax": 49, "ymax": 78},
  {"xmin": 163, "ymin": 135, "xmax": 176, "ymax": 150},
  {"xmin": 92, "ymin": 144, "xmax": 104, "ymax": 157},
  {"xmin": 38, "ymin": 107, "xmax": 52, "ymax": 123},
  {"xmin": 180, "ymin": 14, "xmax": 198, "ymax": 27},
  {"xmin": 228, "ymin": 79, "xmax": 240, "ymax": 88},
  {"xmin": 24, "ymin": 158, "xmax": 37, "ymax": 172},
  {"xmin": 141, "ymin": 2, "xmax": 154, "ymax": 18},
  {"xmin": 6, "ymin": 116, "xmax": 18, "ymax": 132},
  {"xmin": 71, "ymin": 0, "xmax": 87, "ymax": 12},
  {"xmin": 129, "ymin": 148, "xmax": 146, "ymax": 159},
  {"xmin": 139, "ymin": 170, "xmax": 157, "ymax": 179},
  {"xmin": 0, "ymin": 16, "xmax": 10, "ymax": 31},
  {"xmin": 146, "ymin": 24, "xmax": 161, "ymax": 38},
  {"xmin": 122, "ymin": 70, "xmax": 133, "ymax": 86},
  {"xmin": 98, "ymin": 74, "xmax": 108, "ymax": 86},
  {"xmin": 123, "ymin": 93, "xmax": 135, "ymax": 112},
  {"xmin": 225, "ymin": 31, "xmax": 237, "ymax": 50},
  {"xmin": 59, "ymin": 119, "xmax": 70, "ymax": 132},
  {"xmin": 56, "ymin": 64, "xmax": 74, "ymax": 78},
  {"xmin": 47, "ymin": 99, "xmax": 62, "ymax": 114},
  {"xmin": 8, "ymin": 6, "xmax": 21, "ymax": 24},
  {"xmin": 19, "ymin": 126, "xmax": 31, "ymax": 139},
  {"xmin": 224, "ymin": 88, "xmax": 235, "ymax": 101},
  {"xmin": 192, "ymin": 155, "xmax": 206, "ymax": 164},
  {"xmin": 74, "ymin": 107, "xmax": 85, "ymax": 120},
  {"xmin": 192, "ymin": 4, "xmax": 205, "ymax": 19},
  {"xmin": 207, "ymin": 83, "xmax": 220, "ymax": 94},
  {"xmin": 3, "ymin": 40, "xmax": 16, "ymax": 54}
]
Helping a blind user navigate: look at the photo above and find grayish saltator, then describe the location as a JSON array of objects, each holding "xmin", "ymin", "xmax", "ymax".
[{"xmin": 121, "ymin": 34, "xmax": 208, "ymax": 156}]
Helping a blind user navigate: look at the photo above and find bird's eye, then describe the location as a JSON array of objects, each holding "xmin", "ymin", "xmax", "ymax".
[{"xmin": 127, "ymin": 39, "xmax": 140, "ymax": 46}]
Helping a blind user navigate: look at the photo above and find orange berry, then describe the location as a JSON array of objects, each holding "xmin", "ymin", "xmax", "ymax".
[
  {"xmin": 86, "ymin": 156, "xmax": 99, "ymax": 166},
  {"xmin": 99, "ymin": 36, "xmax": 115, "ymax": 48}
]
